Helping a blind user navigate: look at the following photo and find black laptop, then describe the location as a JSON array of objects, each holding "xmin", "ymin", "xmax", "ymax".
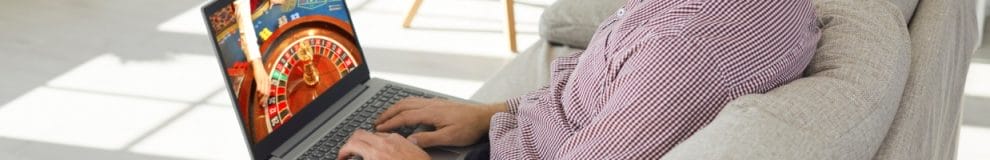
[{"xmin": 201, "ymin": 0, "xmax": 477, "ymax": 159}]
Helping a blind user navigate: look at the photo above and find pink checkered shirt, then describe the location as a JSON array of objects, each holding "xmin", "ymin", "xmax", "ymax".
[{"xmin": 488, "ymin": 0, "xmax": 820, "ymax": 159}]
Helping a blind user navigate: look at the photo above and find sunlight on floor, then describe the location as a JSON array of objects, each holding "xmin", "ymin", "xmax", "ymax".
[
  {"xmin": 959, "ymin": 126, "xmax": 990, "ymax": 159},
  {"xmin": 370, "ymin": 72, "xmax": 484, "ymax": 99},
  {"xmin": 0, "ymin": 87, "xmax": 187, "ymax": 150},
  {"xmin": 157, "ymin": 3, "xmax": 209, "ymax": 36},
  {"xmin": 48, "ymin": 54, "xmax": 225, "ymax": 103},
  {"xmin": 129, "ymin": 104, "xmax": 250, "ymax": 160},
  {"xmin": 964, "ymin": 63, "xmax": 990, "ymax": 97},
  {"xmin": 0, "ymin": 53, "xmax": 249, "ymax": 160},
  {"xmin": 959, "ymin": 63, "xmax": 990, "ymax": 160}
]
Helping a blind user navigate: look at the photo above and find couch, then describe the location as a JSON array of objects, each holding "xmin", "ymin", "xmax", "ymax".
[{"xmin": 470, "ymin": 0, "xmax": 978, "ymax": 159}]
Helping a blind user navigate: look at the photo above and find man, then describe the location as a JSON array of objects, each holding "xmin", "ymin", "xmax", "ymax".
[{"xmin": 339, "ymin": 0, "xmax": 820, "ymax": 159}]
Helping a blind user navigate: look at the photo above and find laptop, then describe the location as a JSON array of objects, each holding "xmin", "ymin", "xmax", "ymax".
[{"xmin": 201, "ymin": 0, "xmax": 479, "ymax": 159}]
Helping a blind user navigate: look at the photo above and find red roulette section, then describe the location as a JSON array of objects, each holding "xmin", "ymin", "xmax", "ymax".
[{"xmin": 236, "ymin": 15, "xmax": 362, "ymax": 143}]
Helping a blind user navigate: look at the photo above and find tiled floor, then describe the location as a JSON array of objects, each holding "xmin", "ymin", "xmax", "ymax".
[{"xmin": 0, "ymin": 0, "xmax": 986, "ymax": 160}]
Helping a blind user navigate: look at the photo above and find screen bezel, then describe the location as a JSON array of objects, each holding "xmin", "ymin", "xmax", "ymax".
[{"xmin": 201, "ymin": 0, "xmax": 370, "ymax": 159}]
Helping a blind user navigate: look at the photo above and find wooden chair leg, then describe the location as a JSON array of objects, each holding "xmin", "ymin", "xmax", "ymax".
[
  {"xmin": 403, "ymin": 0, "xmax": 424, "ymax": 28},
  {"xmin": 503, "ymin": 0, "xmax": 518, "ymax": 53}
]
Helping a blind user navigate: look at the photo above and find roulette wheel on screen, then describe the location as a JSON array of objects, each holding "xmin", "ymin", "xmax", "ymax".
[{"xmin": 248, "ymin": 15, "xmax": 362, "ymax": 138}]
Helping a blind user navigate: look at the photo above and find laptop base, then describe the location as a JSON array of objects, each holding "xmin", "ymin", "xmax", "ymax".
[{"xmin": 271, "ymin": 78, "xmax": 482, "ymax": 160}]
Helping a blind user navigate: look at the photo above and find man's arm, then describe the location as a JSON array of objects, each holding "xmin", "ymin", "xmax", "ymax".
[
  {"xmin": 550, "ymin": 36, "xmax": 729, "ymax": 159},
  {"xmin": 484, "ymin": 102, "xmax": 508, "ymax": 115},
  {"xmin": 487, "ymin": 50, "xmax": 585, "ymax": 159}
]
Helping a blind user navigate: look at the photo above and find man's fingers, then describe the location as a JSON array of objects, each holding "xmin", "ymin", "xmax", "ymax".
[
  {"xmin": 406, "ymin": 130, "xmax": 453, "ymax": 148},
  {"xmin": 336, "ymin": 141, "xmax": 369, "ymax": 160},
  {"xmin": 375, "ymin": 98, "xmax": 427, "ymax": 125},
  {"xmin": 375, "ymin": 109, "xmax": 434, "ymax": 131},
  {"xmin": 349, "ymin": 129, "xmax": 376, "ymax": 141},
  {"xmin": 337, "ymin": 130, "xmax": 374, "ymax": 160}
]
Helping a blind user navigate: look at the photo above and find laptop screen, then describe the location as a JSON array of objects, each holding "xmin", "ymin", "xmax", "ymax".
[{"xmin": 205, "ymin": 0, "xmax": 362, "ymax": 144}]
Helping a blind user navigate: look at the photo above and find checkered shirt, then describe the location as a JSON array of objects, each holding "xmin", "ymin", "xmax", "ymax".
[{"xmin": 488, "ymin": 0, "xmax": 821, "ymax": 159}]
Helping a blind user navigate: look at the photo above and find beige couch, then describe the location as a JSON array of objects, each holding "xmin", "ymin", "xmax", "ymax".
[{"xmin": 470, "ymin": 0, "xmax": 978, "ymax": 159}]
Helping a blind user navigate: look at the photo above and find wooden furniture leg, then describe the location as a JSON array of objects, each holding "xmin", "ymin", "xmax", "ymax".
[
  {"xmin": 402, "ymin": 0, "xmax": 517, "ymax": 53},
  {"xmin": 403, "ymin": 0, "xmax": 424, "ymax": 28},
  {"xmin": 503, "ymin": 0, "xmax": 518, "ymax": 53}
]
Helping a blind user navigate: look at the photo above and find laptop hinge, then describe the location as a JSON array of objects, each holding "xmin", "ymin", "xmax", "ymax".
[{"xmin": 270, "ymin": 84, "xmax": 369, "ymax": 158}]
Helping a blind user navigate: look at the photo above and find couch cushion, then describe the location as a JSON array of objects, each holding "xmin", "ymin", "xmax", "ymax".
[
  {"xmin": 538, "ymin": 0, "xmax": 915, "ymax": 50},
  {"xmin": 887, "ymin": 0, "xmax": 918, "ymax": 22},
  {"xmin": 538, "ymin": 0, "xmax": 623, "ymax": 49},
  {"xmin": 659, "ymin": 0, "xmax": 911, "ymax": 159}
]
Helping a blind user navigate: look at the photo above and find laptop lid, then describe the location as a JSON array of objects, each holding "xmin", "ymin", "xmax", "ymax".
[{"xmin": 201, "ymin": 0, "xmax": 370, "ymax": 159}]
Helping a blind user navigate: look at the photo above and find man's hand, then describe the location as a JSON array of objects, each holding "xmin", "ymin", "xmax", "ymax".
[
  {"xmin": 337, "ymin": 130, "xmax": 428, "ymax": 160},
  {"xmin": 374, "ymin": 98, "xmax": 505, "ymax": 147}
]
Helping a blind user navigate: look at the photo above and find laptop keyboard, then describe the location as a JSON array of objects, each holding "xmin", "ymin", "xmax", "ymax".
[{"xmin": 298, "ymin": 85, "xmax": 437, "ymax": 160}]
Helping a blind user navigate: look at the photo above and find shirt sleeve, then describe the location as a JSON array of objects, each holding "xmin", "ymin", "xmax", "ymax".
[
  {"xmin": 502, "ymin": 51, "xmax": 584, "ymax": 115},
  {"xmin": 553, "ymin": 36, "xmax": 737, "ymax": 159},
  {"xmin": 489, "ymin": 51, "xmax": 585, "ymax": 158}
]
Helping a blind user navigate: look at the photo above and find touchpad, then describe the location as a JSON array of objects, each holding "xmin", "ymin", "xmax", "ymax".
[{"xmin": 425, "ymin": 148, "xmax": 462, "ymax": 160}]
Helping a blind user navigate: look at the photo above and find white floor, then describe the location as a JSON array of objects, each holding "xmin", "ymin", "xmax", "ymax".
[
  {"xmin": 960, "ymin": 23, "xmax": 990, "ymax": 159},
  {"xmin": 960, "ymin": 62, "xmax": 990, "ymax": 160},
  {"xmin": 0, "ymin": 0, "xmax": 986, "ymax": 160}
]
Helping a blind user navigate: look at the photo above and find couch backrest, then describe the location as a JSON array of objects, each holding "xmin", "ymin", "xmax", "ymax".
[
  {"xmin": 661, "ymin": 0, "xmax": 913, "ymax": 158},
  {"xmin": 659, "ymin": 0, "xmax": 978, "ymax": 159},
  {"xmin": 539, "ymin": 0, "xmax": 623, "ymax": 49},
  {"xmin": 874, "ymin": 0, "xmax": 978, "ymax": 159}
]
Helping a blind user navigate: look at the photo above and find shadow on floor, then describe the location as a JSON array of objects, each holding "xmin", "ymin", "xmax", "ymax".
[
  {"xmin": 0, "ymin": 0, "xmax": 213, "ymax": 106},
  {"xmin": 0, "ymin": 137, "xmax": 186, "ymax": 160},
  {"xmin": 974, "ymin": 47, "xmax": 990, "ymax": 64},
  {"xmin": 962, "ymin": 95, "xmax": 990, "ymax": 128},
  {"xmin": 363, "ymin": 47, "xmax": 508, "ymax": 81},
  {"xmin": 408, "ymin": 25, "xmax": 539, "ymax": 35},
  {"xmin": 355, "ymin": 8, "xmax": 541, "ymax": 26}
]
